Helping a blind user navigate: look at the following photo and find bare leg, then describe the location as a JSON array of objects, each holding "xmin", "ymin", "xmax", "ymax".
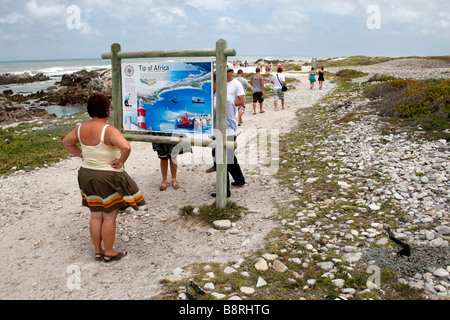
[
  {"xmin": 102, "ymin": 209, "xmax": 119, "ymax": 257},
  {"xmin": 169, "ymin": 158, "xmax": 179, "ymax": 189},
  {"xmin": 90, "ymin": 211, "xmax": 104, "ymax": 256},
  {"xmin": 160, "ymin": 159, "xmax": 168, "ymax": 190}
]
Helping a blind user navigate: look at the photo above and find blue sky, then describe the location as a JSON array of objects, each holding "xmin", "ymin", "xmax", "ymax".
[{"xmin": 0, "ymin": 0, "xmax": 449, "ymax": 61}]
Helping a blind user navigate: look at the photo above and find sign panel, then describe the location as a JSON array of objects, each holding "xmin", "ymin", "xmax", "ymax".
[{"xmin": 121, "ymin": 62, "xmax": 213, "ymax": 134}]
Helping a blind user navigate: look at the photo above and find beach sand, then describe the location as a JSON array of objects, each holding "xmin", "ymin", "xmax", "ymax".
[{"xmin": 0, "ymin": 58, "xmax": 448, "ymax": 299}]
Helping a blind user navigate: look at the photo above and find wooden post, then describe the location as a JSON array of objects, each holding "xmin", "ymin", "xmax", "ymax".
[
  {"xmin": 111, "ymin": 43, "xmax": 122, "ymax": 130},
  {"xmin": 215, "ymin": 39, "xmax": 228, "ymax": 208},
  {"xmin": 102, "ymin": 40, "xmax": 236, "ymax": 209}
]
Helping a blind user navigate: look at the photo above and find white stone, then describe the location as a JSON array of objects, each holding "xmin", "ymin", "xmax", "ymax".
[
  {"xmin": 240, "ymin": 286, "xmax": 255, "ymax": 295},
  {"xmin": 211, "ymin": 292, "xmax": 226, "ymax": 299},
  {"xmin": 254, "ymin": 259, "xmax": 269, "ymax": 271},
  {"xmin": 204, "ymin": 282, "xmax": 215, "ymax": 291},
  {"xmin": 433, "ymin": 269, "xmax": 449, "ymax": 278},
  {"xmin": 342, "ymin": 252, "xmax": 362, "ymax": 263},
  {"xmin": 273, "ymin": 260, "xmax": 288, "ymax": 273},
  {"xmin": 332, "ymin": 279, "xmax": 345, "ymax": 289},
  {"xmin": 262, "ymin": 253, "xmax": 278, "ymax": 261},
  {"xmin": 436, "ymin": 226, "xmax": 450, "ymax": 235},
  {"xmin": 307, "ymin": 279, "xmax": 316, "ymax": 286},
  {"xmin": 224, "ymin": 266, "xmax": 237, "ymax": 274},
  {"xmin": 213, "ymin": 220, "xmax": 232, "ymax": 230},
  {"xmin": 338, "ymin": 181, "xmax": 352, "ymax": 189},
  {"xmin": 256, "ymin": 277, "xmax": 267, "ymax": 288},
  {"xmin": 317, "ymin": 261, "xmax": 334, "ymax": 271}
]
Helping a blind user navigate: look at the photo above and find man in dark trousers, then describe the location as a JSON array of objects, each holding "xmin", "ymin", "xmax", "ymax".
[{"xmin": 210, "ymin": 73, "xmax": 246, "ymax": 198}]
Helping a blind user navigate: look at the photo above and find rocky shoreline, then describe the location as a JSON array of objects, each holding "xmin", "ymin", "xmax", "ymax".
[
  {"xmin": 0, "ymin": 72, "xmax": 50, "ymax": 85},
  {"xmin": 0, "ymin": 68, "xmax": 111, "ymax": 126}
]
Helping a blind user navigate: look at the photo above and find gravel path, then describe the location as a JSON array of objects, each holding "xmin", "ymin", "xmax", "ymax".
[{"xmin": 0, "ymin": 58, "xmax": 449, "ymax": 300}]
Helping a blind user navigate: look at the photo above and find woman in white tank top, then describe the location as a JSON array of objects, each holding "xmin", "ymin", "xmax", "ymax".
[{"xmin": 62, "ymin": 94, "xmax": 145, "ymax": 262}]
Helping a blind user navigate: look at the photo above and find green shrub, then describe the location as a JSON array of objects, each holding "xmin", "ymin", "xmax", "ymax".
[
  {"xmin": 335, "ymin": 69, "xmax": 368, "ymax": 81},
  {"xmin": 367, "ymin": 74, "xmax": 398, "ymax": 82},
  {"xmin": 364, "ymin": 79, "xmax": 450, "ymax": 137}
]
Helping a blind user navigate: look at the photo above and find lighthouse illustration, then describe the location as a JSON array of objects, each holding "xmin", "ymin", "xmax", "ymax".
[{"xmin": 137, "ymin": 99, "xmax": 147, "ymax": 130}]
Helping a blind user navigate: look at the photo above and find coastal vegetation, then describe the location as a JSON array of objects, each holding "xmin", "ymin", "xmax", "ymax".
[
  {"xmin": 365, "ymin": 79, "xmax": 450, "ymax": 140},
  {"xmin": 0, "ymin": 112, "xmax": 90, "ymax": 176},
  {"xmin": 335, "ymin": 69, "xmax": 368, "ymax": 82}
]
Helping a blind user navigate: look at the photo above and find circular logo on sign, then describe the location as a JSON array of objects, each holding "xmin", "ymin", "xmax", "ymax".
[{"xmin": 124, "ymin": 65, "xmax": 134, "ymax": 77}]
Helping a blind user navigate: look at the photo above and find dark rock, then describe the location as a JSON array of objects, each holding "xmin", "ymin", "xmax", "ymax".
[
  {"xmin": 0, "ymin": 97, "xmax": 50, "ymax": 125},
  {"xmin": 0, "ymin": 72, "xmax": 50, "ymax": 85}
]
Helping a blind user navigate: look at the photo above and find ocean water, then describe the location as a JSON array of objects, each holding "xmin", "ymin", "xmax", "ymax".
[{"xmin": 0, "ymin": 55, "xmax": 315, "ymax": 117}]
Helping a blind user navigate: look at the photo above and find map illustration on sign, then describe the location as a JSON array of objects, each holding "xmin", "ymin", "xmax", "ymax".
[{"xmin": 121, "ymin": 62, "xmax": 213, "ymax": 135}]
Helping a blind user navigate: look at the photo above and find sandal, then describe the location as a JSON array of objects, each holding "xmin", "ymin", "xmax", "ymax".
[
  {"xmin": 103, "ymin": 252, "xmax": 127, "ymax": 263},
  {"xmin": 95, "ymin": 253, "xmax": 104, "ymax": 261},
  {"xmin": 172, "ymin": 179, "xmax": 180, "ymax": 190},
  {"xmin": 160, "ymin": 181, "xmax": 167, "ymax": 191}
]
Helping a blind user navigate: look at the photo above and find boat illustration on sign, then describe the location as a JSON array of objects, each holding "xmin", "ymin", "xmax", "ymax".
[
  {"xmin": 192, "ymin": 97, "xmax": 205, "ymax": 104},
  {"xmin": 176, "ymin": 113, "xmax": 198, "ymax": 130}
]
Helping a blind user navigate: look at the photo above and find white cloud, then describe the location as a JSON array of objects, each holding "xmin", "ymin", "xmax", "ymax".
[
  {"xmin": 0, "ymin": 12, "xmax": 24, "ymax": 24},
  {"xmin": 0, "ymin": 0, "xmax": 448, "ymax": 60},
  {"xmin": 186, "ymin": 0, "xmax": 232, "ymax": 12},
  {"xmin": 26, "ymin": 0, "xmax": 65, "ymax": 19}
]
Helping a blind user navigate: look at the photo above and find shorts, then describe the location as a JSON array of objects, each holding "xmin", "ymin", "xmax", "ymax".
[
  {"xmin": 238, "ymin": 106, "xmax": 245, "ymax": 113},
  {"xmin": 274, "ymin": 89, "xmax": 285, "ymax": 101},
  {"xmin": 252, "ymin": 92, "xmax": 264, "ymax": 103}
]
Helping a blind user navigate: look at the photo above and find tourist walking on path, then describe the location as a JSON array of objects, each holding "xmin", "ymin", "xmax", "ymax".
[
  {"xmin": 62, "ymin": 94, "xmax": 146, "ymax": 263},
  {"xmin": 271, "ymin": 67, "xmax": 286, "ymax": 111},
  {"xmin": 251, "ymin": 67, "xmax": 265, "ymax": 114},
  {"xmin": 309, "ymin": 67, "xmax": 317, "ymax": 89},
  {"xmin": 318, "ymin": 66, "xmax": 325, "ymax": 90},
  {"xmin": 235, "ymin": 69, "xmax": 252, "ymax": 126}
]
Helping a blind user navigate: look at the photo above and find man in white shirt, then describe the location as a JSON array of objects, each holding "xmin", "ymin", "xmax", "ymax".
[
  {"xmin": 227, "ymin": 68, "xmax": 245, "ymax": 119},
  {"xmin": 206, "ymin": 68, "xmax": 244, "ymax": 172},
  {"xmin": 235, "ymin": 69, "xmax": 251, "ymax": 126},
  {"xmin": 207, "ymin": 72, "xmax": 246, "ymax": 197},
  {"xmin": 271, "ymin": 67, "xmax": 286, "ymax": 111}
]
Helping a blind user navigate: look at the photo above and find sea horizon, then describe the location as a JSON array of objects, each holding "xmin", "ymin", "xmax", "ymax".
[{"xmin": 0, "ymin": 55, "xmax": 329, "ymax": 77}]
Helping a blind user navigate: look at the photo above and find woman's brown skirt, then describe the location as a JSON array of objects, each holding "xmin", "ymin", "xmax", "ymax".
[{"xmin": 78, "ymin": 167, "xmax": 146, "ymax": 213}]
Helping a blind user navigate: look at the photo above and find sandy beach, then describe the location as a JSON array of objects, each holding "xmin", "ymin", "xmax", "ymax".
[{"xmin": 0, "ymin": 58, "xmax": 449, "ymax": 300}]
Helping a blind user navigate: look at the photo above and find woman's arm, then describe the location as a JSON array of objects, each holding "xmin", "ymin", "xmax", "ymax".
[
  {"xmin": 106, "ymin": 126, "xmax": 131, "ymax": 169},
  {"xmin": 62, "ymin": 126, "xmax": 83, "ymax": 158}
]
